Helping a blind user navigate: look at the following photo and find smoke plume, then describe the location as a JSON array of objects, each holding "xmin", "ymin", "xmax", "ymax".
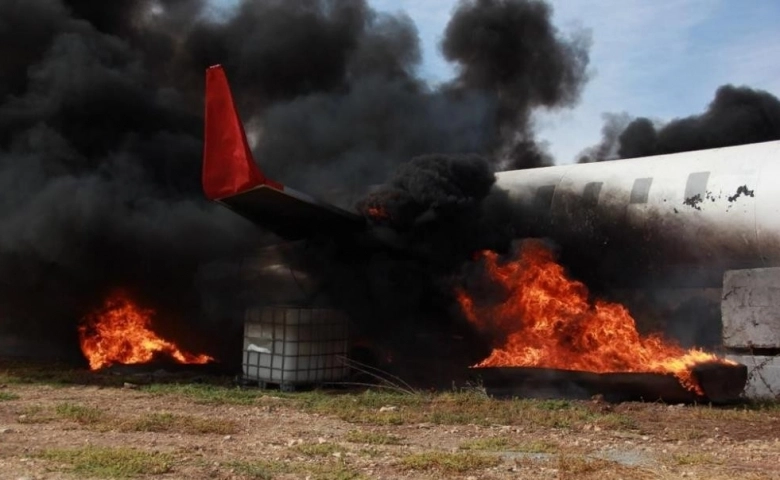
[
  {"xmin": 581, "ymin": 85, "xmax": 780, "ymax": 162},
  {"xmin": 0, "ymin": 0, "xmax": 590, "ymax": 366}
]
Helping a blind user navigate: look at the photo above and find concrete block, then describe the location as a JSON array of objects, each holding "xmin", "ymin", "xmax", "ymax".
[
  {"xmin": 726, "ymin": 355, "xmax": 780, "ymax": 400},
  {"xmin": 722, "ymin": 268, "xmax": 780, "ymax": 348}
]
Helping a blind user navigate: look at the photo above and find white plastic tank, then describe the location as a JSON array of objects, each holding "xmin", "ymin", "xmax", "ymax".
[{"xmin": 242, "ymin": 306, "xmax": 349, "ymax": 390}]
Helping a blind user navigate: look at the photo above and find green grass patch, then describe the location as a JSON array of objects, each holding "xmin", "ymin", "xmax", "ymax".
[
  {"xmin": 673, "ymin": 452, "xmax": 719, "ymax": 466},
  {"xmin": 40, "ymin": 446, "xmax": 173, "ymax": 478},
  {"xmin": 0, "ymin": 391, "xmax": 19, "ymax": 401},
  {"xmin": 344, "ymin": 429, "xmax": 403, "ymax": 445},
  {"xmin": 294, "ymin": 389, "xmax": 639, "ymax": 429},
  {"xmin": 229, "ymin": 459, "xmax": 365, "ymax": 480},
  {"xmin": 17, "ymin": 405, "xmax": 56, "ymax": 424},
  {"xmin": 55, "ymin": 403, "xmax": 107, "ymax": 425},
  {"xmin": 120, "ymin": 412, "xmax": 239, "ymax": 435},
  {"xmin": 142, "ymin": 383, "xmax": 266, "ymax": 405},
  {"xmin": 288, "ymin": 389, "xmax": 643, "ymax": 430},
  {"xmin": 294, "ymin": 442, "xmax": 343, "ymax": 457},
  {"xmin": 228, "ymin": 460, "xmax": 288, "ymax": 479},
  {"xmin": 305, "ymin": 463, "xmax": 366, "ymax": 480},
  {"xmin": 401, "ymin": 451, "xmax": 500, "ymax": 473},
  {"xmin": 28, "ymin": 402, "xmax": 237, "ymax": 435},
  {"xmin": 460, "ymin": 436, "xmax": 558, "ymax": 453},
  {"xmin": 0, "ymin": 361, "xmax": 96, "ymax": 386}
]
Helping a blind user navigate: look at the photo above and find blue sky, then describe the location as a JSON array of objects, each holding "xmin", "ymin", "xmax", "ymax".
[{"xmin": 212, "ymin": 0, "xmax": 780, "ymax": 164}]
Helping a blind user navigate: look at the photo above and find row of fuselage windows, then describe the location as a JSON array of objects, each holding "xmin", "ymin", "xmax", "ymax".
[{"xmin": 533, "ymin": 171, "xmax": 712, "ymax": 208}]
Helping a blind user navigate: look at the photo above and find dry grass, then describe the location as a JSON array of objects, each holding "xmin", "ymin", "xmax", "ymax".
[
  {"xmin": 17, "ymin": 402, "xmax": 238, "ymax": 435},
  {"xmin": 672, "ymin": 452, "xmax": 721, "ymax": 466},
  {"xmin": 0, "ymin": 390, "xmax": 19, "ymax": 401},
  {"xmin": 228, "ymin": 460, "xmax": 288, "ymax": 480},
  {"xmin": 55, "ymin": 402, "xmax": 107, "ymax": 425},
  {"xmin": 229, "ymin": 459, "xmax": 366, "ymax": 480},
  {"xmin": 4, "ymin": 361, "xmax": 780, "ymax": 480},
  {"xmin": 17, "ymin": 405, "xmax": 56, "ymax": 424},
  {"xmin": 118, "ymin": 412, "xmax": 239, "ymax": 435},
  {"xmin": 344, "ymin": 429, "xmax": 404, "ymax": 445},
  {"xmin": 401, "ymin": 451, "xmax": 501, "ymax": 473},
  {"xmin": 460, "ymin": 436, "xmax": 559, "ymax": 453},
  {"xmin": 293, "ymin": 442, "xmax": 343, "ymax": 457},
  {"xmin": 292, "ymin": 390, "xmax": 639, "ymax": 430},
  {"xmin": 39, "ymin": 446, "xmax": 173, "ymax": 478}
]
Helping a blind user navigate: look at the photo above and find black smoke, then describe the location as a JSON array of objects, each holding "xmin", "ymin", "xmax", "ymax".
[
  {"xmin": 442, "ymin": 0, "xmax": 589, "ymax": 169},
  {"xmin": 0, "ymin": 0, "xmax": 590, "ymax": 368},
  {"xmin": 581, "ymin": 85, "xmax": 780, "ymax": 162},
  {"xmin": 357, "ymin": 153, "xmax": 514, "ymax": 263}
]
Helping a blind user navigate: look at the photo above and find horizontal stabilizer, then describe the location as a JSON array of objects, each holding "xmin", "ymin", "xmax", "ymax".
[{"xmin": 203, "ymin": 65, "xmax": 364, "ymax": 239}]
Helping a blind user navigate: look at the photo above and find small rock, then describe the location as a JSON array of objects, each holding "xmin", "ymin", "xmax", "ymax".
[
  {"xmin": 379, "ymin": 405, "xmax": 398, "ymax": 413},
  {"xmin": 332, "ymin": 452, "xmax": 342, "ymax": 458},
  {"xmin": 705, "ymin": 438, "xmax": 715, "ymax": 445},
  {"xmin": 593, "ymin": 426, "xmax": 602, "ymax": 432},
  {"xmin": 1, "ymin": 428, "xmax": 13, "ymax": 434},
  {"xmin": 123, "ymin": 382, "xmax": 138, "ymax": 389},
  {"xmin": 641, "ymin": 436, "xmax": 650, "ymax": 441},
  {"xmin": 18, "ymin": 415, "xmax": 27, "ymax": 421},
  {"xmin": 467, "ymin": 476, "xmax": 478, "ymax": 480},
  {"xmin": 317, "ymin": 437, "xmax": 326, "ymax": 444},
  {"xmin": 223, "ymin": 435, "xmax": 232, "ymax": 441}
]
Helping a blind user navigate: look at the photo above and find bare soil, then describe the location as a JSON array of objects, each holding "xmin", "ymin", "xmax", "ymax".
[{"xmin": 0, "ymin": 366, "xmax": 778, "ymax": 480}]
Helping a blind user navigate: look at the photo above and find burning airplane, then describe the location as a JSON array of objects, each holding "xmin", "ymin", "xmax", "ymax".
[
  {"xmin": 3, "ymin": 0, "xmax": 779, "ymax": 400},
  {"xmin": 201, "ymin": 64, "xmax": 763, "ymax": 401}
]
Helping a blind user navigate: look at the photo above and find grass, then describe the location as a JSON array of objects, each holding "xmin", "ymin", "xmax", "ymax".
[
  {"xmin": 119, "ymin": 412, "xmax": 239, "ymax": 435},
  {"xmin": 557, "ymin": 455, "xmax": 617, "ymax": 477},
  {"xmin": 143, "ymin": 383, "xmax": 267, "ymax": 405},
  {"xmin": 0, "ymin": 361, "xmax": 98, "ymax": 386},
  {"xmin": 229, "ymin": 460, "xmax": 288, "ymax": 480},
  {"xmin": 17, "ymin": 405, "xmax": 56, "ymax": 424},
  {"xmin": 55, "ymin": 403, "xmax": 107, "ymax": 425},
  {"xmin": 401, "ymin": 451, "xmax": 500, "ymax": 473},
  {"xmin": 229, "ymin": 459, "xmax": 365, "ymax": 480},
  {"xmin": 290, "ymin": 390, "xmax": 640, "ymax": 430},
  {"xmin": 345, "ymin": 429, "xmax": 403, "ymax": 445},
  {"xmin": 294, "ymin": 442, "xmax": 343, "ymax": 457},
  {"xmin": 39, "ymin": 446, "xmax": 173, "ymax": 478},
  {"xmin": 673, "ymin": 452, "xmax": 720, "ymax": 466},
  {"xmin": 19, "ymin": 402, "xmax": 237, "ymax": 435},
  {"xmin": 140, "ymin": 385, "xmax": 641, "ymax": 431},
  {"xmin": 0, "ymin": 391, "xmax": 19, "ymax": 401},
  {"xmin": 460, "ymin": 436, "xmax": 559, "ymax": 453}
]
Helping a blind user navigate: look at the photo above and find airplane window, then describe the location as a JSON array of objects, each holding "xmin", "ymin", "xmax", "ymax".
[
  {"xmin": 583, "ymin": 182, "xmax": 603, "ymax": 207},
  {"xmin": 685, "ymin": 172, "xmax": 711, "ymax": 200},
  {"xmin": 534, "ymin": 185, "xmax": 556, "ymax": 210},
  {"xmin": 630, "ymin": 178, "xmax": 653, "ymax": 204}
]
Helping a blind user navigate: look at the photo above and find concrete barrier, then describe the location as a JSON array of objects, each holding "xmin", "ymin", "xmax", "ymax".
[
  {"xmin": 722, "ymin": 268, "xmax": 780, "ymax": 349},
  {"xmin": 725, "ymin": 355, "xmax": 780, "ymax": 400}
]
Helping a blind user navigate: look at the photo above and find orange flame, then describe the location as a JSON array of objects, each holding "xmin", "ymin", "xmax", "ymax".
[
  {"xmin": 457, "ymin": 240, "xmax": 733, "ymax": 394},
  {"xmin": 78, "ymin": 291, "xmax": 213, "ymax": 371},
  {"xmin": 366, "ymin": 205, "xmax": 390, "ymax": 220},
  {"xmin": 365, "ymin": 204, "xmax": 390, "ymax": 221}
]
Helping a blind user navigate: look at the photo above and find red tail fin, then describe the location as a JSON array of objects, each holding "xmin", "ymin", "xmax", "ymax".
[
  {"xmin": 203, "ymin": 64, "xmax": 281, "ymax": 199},
  {"xmin": 201, "ymin": 65, "xmax": 364, "ymax": 239}
]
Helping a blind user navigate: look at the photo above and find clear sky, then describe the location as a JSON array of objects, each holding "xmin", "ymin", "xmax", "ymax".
[{"xmin": 212, "ymin": 0, "xmax": 780, "ymax": 164}]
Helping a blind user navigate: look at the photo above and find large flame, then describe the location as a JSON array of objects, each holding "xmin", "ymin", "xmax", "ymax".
[
  {"xmin": 78, "ymin": 291, "xmax": 213, "ymax": 371},
  {"xmin": 457, "ymin": 240, "xmax": 733, "ymax": 394}
]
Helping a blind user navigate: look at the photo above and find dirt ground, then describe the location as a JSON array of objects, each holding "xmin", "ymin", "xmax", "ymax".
[{"xmin": 0, "ymin": 365, "xmax": 779, "ymax": 480}]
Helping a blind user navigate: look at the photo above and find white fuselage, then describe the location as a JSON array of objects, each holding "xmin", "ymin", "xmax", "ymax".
[{"xmin": 493, "ymin": 140, "xmax": 780, "ymax": 287}]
